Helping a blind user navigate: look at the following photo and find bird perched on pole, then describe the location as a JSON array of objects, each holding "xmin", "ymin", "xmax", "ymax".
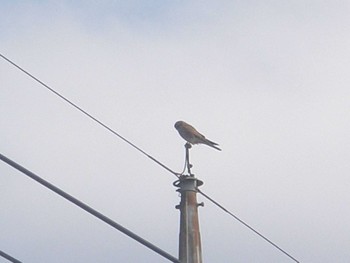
[{"xmin": 174, "ymin": 121, "xmax": 221, "ymax": 151}]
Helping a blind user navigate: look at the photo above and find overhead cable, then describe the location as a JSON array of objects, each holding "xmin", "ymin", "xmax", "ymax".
[
  {"xmin": 0, "ymin": 250, "xmax": 22, "ymax": 263},
  {"xmin": 198, "ymin": 189, "xmax": 300, "ymax": 263},
  {"xmin": 0, "ymin": 153, "xmax": 180, "ymax": 263},
  {"xmin": 0, "ymin": 53, "xmax": 179, "ymax": 179}
]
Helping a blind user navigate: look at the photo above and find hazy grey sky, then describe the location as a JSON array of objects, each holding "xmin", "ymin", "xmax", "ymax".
[{"xmin": 1, "ymin": 1, "xmax": 350, "ymax": 262}]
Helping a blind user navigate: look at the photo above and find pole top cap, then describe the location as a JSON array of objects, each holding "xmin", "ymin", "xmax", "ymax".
[{"xmin": 173, "ymin": 175, "xmax": 203, "ymax": 190}]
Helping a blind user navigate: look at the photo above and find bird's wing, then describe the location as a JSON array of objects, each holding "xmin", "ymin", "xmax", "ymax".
[{"xmin": 203, "ymin": 138, "xmax": 219, "ymax": 146}]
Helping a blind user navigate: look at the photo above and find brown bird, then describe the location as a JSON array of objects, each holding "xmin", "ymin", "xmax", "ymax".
[{"xmin": 174, "ymin": 121, "xmax": 221, "ymax": 151}]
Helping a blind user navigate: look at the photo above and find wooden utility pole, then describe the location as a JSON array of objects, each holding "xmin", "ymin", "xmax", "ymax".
[{"xmin": 174, "ymin": 144, "xmax": 203, "ymax": 263}]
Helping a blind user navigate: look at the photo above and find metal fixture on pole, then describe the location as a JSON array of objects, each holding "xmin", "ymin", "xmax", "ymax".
[{"xmin": 174, "ymin": 143, "xmax": 203, "ymax": 263}]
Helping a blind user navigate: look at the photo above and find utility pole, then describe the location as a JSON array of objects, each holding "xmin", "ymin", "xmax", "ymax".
[{"xmin": 174, "ymin": 143, "xmax": 203, "ymax": 263}]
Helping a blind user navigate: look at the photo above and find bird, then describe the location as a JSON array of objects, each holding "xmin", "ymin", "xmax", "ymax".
[{"xmin": 174, "ymin": 121, "xmax": 221, "ymax": 151}]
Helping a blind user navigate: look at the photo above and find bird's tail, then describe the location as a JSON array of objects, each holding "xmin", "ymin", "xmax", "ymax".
[{"xmin": 203, "ymin": 138, "xmax": 221, "ymax": 151}]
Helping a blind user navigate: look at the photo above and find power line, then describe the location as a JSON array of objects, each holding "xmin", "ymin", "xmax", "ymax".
[
  {"xmin": 0, "ymin": 153, "xmax": 180, "ymax": 263},
  {"xmin": 0, "ymin": 53, "xmax": 179, "ymax": 179},
  {"xmin": 198, "ymin": 189, "xmax": 300, "ymax": 263},
  {"xmin": 0, "ymin": 250, "xmax": 22, "ymax": 263}
]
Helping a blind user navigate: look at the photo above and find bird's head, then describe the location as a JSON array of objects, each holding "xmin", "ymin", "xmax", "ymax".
[{"xmin": 174, "ymin": 121, "xmax": 184, "ymax": 130}]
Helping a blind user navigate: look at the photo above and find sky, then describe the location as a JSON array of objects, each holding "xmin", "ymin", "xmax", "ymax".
[{"xmin": 1, "ymin": 1, "xmax": 350, "ymax": 262}]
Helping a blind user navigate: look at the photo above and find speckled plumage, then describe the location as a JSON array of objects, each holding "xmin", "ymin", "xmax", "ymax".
[{"xmin": 174, "ymin": 121, "xmax": 221, "ymax": 151}]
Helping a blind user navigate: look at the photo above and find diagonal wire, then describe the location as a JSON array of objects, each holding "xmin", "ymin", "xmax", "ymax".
[
  {"xmin": 0, "ymin": 153, "xmax": 180, "ymax": 263},
  {"xmin": 198, "ymin": 189, "xmax": 300, "ymax": 263},
  {"xmin": 0, "ymin": 250, "xmax": 22, "ymax": 263},
  {"xmin": 0, "ymin": 53, "xmax": 179, "ymax": 179}
]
